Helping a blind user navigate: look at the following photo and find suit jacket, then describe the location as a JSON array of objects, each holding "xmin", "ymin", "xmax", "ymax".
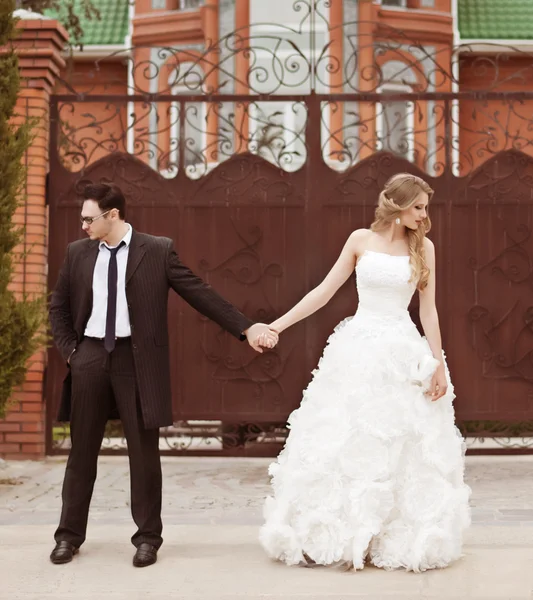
[{"xmin": 49, "ymin": 231, "xmax": 254, "ymax": 429}]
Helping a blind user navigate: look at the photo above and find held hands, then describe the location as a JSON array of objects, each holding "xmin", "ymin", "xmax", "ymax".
[
  {"xmin": 245, "ymin": 323, "xmax": 279, "ymax": 353},
  {"xmin": 426, "ymin": 363, "xmax": 447, "ymax": 402},
  {"xmin": 255, "ymin": 321, "xmax": 281, "ymax": 351}
]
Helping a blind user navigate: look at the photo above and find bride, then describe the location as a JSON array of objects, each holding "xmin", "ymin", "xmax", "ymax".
[{"xmin": 257, "ymin": 173, "xmax": 471, "ymax": 572}]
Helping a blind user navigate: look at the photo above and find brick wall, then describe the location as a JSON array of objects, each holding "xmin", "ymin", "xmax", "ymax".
[{"xmin": 0, "ymin": 17, "xmax": 68, "ymax": 460}]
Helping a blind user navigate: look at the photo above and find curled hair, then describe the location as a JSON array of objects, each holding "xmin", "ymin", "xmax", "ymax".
[{"xmin": 371, "ymin": 173, "xmax": 433, "ymax": 290}]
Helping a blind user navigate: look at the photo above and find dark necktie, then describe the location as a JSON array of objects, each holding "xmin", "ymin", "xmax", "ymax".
[{"xmin": 104, "ymin": 241, "xmax": 125, "ymax": 353}]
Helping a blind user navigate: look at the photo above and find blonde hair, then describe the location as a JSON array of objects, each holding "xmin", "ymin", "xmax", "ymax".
[{"xmin": 370, "ymin": 173, "xmax": 433, "ymax": 290}]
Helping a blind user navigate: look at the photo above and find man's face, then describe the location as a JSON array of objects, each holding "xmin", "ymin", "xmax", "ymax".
[{"xmin": 80, "ymin": 200, "xmax": 114, "ymax": 241}]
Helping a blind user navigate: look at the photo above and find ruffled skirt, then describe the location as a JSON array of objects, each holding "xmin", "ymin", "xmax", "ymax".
[{"xmin": 259, "ymin": 311, "xmax": 471, "ymax": 572}]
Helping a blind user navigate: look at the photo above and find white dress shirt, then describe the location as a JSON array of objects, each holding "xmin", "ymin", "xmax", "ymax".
[{"xmin": 84, "ymin": 224, "xmax": 133, "ymax": 338}]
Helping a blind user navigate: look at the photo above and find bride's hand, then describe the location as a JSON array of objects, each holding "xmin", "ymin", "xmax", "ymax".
[{"xmin": 427, "ymin": 365, "xmax": 447, "ymax": 402}]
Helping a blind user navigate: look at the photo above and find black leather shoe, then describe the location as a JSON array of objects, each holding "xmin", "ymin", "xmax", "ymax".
[
  {"xmin": 133, "ymin": 543, "xmax": 158, "ymax": 568},
  {"xmin": 50, "ymin": 541, "xmax": 79, "ymax": 564}
]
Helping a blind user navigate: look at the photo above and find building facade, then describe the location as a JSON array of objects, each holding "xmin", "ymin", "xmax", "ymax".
[{"xmin": 2, "ymin": 0, "xmax": 533, "ymax": 459}]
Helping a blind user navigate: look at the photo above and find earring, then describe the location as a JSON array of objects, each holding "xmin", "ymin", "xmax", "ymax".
[{"xmin": 395, "ymin": 217, "xmax": 401, "ymax": 225}]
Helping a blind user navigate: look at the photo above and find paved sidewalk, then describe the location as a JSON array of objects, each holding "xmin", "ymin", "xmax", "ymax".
[{"xmin": 1, "ymin": 455, "xmax": 533, "ymax": 599}]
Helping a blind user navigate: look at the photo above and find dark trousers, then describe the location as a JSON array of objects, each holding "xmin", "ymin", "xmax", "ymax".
[{"xmin": 54, "ymin": 337, "xmax": 163, "ymax": 549}]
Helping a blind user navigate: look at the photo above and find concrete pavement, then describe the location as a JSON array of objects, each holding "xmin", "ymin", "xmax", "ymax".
[{"xmin": 1, "ymin": 455, "xmax": 533, "ymax": 599}]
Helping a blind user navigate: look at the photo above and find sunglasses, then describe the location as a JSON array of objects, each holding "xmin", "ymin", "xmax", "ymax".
[{"xmin": 80, "ymin": 209, "xmax": 112, "ymax": 225}]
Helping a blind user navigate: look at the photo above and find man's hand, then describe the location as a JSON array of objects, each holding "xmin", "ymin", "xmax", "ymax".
[
  {"xmin": 67, "ymin": 347, "xmax": 76, "ymax": 365},
  {"xmin": 244, "ymin": 323, "xmax": 279, "ymax": 353}
]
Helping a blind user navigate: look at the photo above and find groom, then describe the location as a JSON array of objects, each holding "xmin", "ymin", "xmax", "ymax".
[{"xmin": 49, "ymin": 182, "xmax": 277, "ymax": 567}]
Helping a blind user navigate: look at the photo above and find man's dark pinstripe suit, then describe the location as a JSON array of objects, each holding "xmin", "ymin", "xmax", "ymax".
[{"xmin": 49, "ymin": 230, "xmax": 254, "ymax": 549}]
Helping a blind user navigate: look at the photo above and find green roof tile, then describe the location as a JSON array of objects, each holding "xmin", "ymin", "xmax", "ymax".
[
  {"xmin": 458, "ymin": 0, "xmax": 533, "ymax": 40},
  {"xmin": 45, "ymin": 0, "xmax": 129, "ymax": 46}
]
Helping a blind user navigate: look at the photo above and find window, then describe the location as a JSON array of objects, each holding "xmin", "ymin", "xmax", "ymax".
[
  {"xmin": 381, "ymin": 0, "xmax": 407, "ymax": 7},
  {"xmin": 247, "ymin": 8, "xmax": 330, "ymax": 170},
  {"xmin": 167, "ymin": 0, "xmax": 203, "ymax": 9},
  {"xmin": 179, "ymin": 0, "xmax": 202, "ymax": 8},
  {"xmin": 162, "ymin": 64, "xmax": 207, "ymax": 178},
  {"xmin": 165, "ymin": 99, "xmax": 207, "ymax": 177},
  {"xmin": 376, "ymin": 84, "xmax": 415, "ymax": 162}
]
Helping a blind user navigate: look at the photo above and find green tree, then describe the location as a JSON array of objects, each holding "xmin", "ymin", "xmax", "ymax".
[{"xmin": 0, "ymin": 0, "xmax": 47, "ymax": 417}]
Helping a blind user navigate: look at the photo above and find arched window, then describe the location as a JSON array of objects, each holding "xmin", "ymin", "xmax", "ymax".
[
  {"xmin": 162, "ymin": 63, "xmax": 207, "ymax": 178},
  {"xmin": 376, "ymin": 82, "xmax": 415, "ymax": 162},
  {"xmin": 375, "ymin": 61, "xmax": 418, "ymax": 162}
]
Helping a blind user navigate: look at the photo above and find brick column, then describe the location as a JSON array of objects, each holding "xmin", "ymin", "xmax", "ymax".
[{"xmin": 0, "ymin": 15, "xmax": 68, "ymax": 460}]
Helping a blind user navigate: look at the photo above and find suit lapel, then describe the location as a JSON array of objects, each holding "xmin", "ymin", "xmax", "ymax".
[
  {"xmin": 78, "ymin": 240, "xmax": 99, "ymax": 335},
  {"xmin": 81, "ymin": 240, "xmax": 99, "ymax": 291},
  {"xmin": 126, "ymin": 231, "xmax": 146, "ymax": 284}
]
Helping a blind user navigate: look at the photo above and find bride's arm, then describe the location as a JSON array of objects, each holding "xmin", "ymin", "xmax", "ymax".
[
  {"xmin": 419, "ymin": 238, "xmax": 447, "ymax": 400},
  {"xmin": 269, "ymin": 230, "xmax": 365, "ymax": 334}
]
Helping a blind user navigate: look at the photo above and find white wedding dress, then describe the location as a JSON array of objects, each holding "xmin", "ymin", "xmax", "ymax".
[{"xmin": 260, "ymin": 250, "xmax": 471, "ymax": 572}]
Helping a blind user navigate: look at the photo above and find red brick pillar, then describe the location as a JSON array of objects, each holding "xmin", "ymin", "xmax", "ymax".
[{"xmin": 0, "ymin": 15, "xmax": 68, "ymax": 460}]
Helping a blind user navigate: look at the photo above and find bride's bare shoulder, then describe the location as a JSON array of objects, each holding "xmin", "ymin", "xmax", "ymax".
[
  {"xmin": 348, "ymin": 228, "xmax": 373, "ymax": 242},
  {"xmin": 347, "ymin": 229, "xmax": 374, "ymax": 253},
  {"xmin": 423, "ymin": 237, "xmax": 436, "ymax": 267},
  {"xmin": 423, "ymin": 236, "xmax": 435, "ymax": 252}
]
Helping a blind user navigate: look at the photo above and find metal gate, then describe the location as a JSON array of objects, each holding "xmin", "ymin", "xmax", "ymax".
[{"xmin": 46, "ymin": 17, "xmax": 533, "ymax": 455}]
